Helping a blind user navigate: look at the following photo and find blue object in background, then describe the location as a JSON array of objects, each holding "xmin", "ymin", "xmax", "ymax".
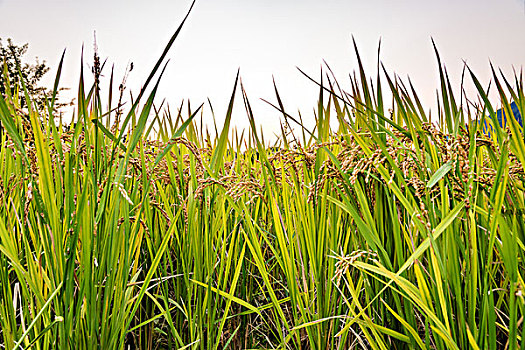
[
  {"xmin": 496, "ymin": 101, "xmax": 522, "ymax": 128},
  {"xmin": 480, "ymin": 101, "xmax": 522, "ymax": 136}
]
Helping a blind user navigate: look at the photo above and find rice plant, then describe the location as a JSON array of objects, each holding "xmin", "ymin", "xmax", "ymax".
[{"xmin": 0, "ymin": 5, "xmax": 523, "ymax": 349}]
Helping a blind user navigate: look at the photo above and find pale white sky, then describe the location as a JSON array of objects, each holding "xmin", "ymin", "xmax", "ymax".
[{"xmin": 0, "ymin": 0, "xmax": 524, "ymax": 136}]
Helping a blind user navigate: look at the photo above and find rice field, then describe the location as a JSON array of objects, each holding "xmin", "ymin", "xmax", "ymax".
[{"xmin": 0, "ymin": 7, "xmax": 524, "ymax": 350}]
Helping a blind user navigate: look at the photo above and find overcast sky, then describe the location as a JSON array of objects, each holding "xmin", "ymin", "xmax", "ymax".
[{"xmin": 0, "ymin": 0, "xmax": 524, "ymax": 136}]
